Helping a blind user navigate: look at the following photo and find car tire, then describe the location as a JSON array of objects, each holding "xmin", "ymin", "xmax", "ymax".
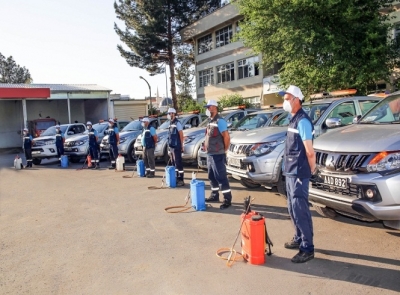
[
  {"xmin": 32, "ymin": 158, "xmax": 41, "ymax": 165},
  {"xmin": 70, "ymin": 157, "xmax": 81, "ymax": 163},
  {"xmin": 313, "ymin": 205, "xmax": 337, "ymax": 219},
  {"xmin": 277, "ymin": 172, "xmax": 287, "ymax": 198},
  {"xmin": 127, "ymin": 144, "xmax": 137, "ymax": 163},
  {"xmin": 239, "ymin": 178, "xmax": 261, "ymax": 189}
]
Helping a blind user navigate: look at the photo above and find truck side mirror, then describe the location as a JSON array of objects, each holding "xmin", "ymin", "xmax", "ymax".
[
  {"xmin": 67, "ymin": 131, "xmax": 74, "ymax": 135},
  {"xmin": 227, "ymin": 122, "xmax": 233, "ymax": 128},
  {"xmin": 184, "ymin": 124, "xmax": 192, "ymax": 129},
  {"xmin": 326, "ymin": 117, "xmax": 342, "ymax": 128}
]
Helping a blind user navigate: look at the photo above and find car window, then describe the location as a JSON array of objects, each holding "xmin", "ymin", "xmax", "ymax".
[
  {"xmin": 76, "ymin": 125, "xmax": 85, "ymax": 134},
  {"xmin": 359, "ymin": 100, "xmax": 380, "ymax": 115},
  {"xmin": 303, "ymin": 103, "xmax": 330, "ymax": 123},
  {"xmin": 189, "ymin": 116, "xmax": 199, "ymax": 127},
  {"xmin": 361, "ymin": 95, "xmax": 400, "ymax": 123},
  {"xmin": 159, "ymin": 120, "xmax": 170, "ymax": 130},
  {"xmin": 122, "ymin": 121, "xmax": 142, "ymax": 131},
  {"xmin": 234, "ymin": 113, "xmax": 272, "ymax": 130},
  {"xmin": 272, "ymin": 112, "xmax": 290, "ymax": 126},
  {"xmin": 118, "ymin": 121, "xmax": 129, "ymax": 130},
  {"xmin": 227, "ymin": 112, "xmax": 244, "ymax": 127},
  {"xmin": 326, "ymin": 101, "xmax": 356, "ymax": 125},
  {"xmin": 201, "ymin": 114, "xmax": 208, "ymax": 122}
]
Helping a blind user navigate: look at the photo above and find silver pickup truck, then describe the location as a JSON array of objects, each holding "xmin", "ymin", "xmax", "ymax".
[
  {"xmin": 226, "ymin": 96, "xmax": 382, "ymax": 194},
  {"xmin": 309, "ymin": 93, "xmax": 400, "ymax": 230}
]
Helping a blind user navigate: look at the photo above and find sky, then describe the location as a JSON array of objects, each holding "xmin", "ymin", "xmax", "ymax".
[{"xmin": 0, "ymin": 0, "xmax": 171, "ymax": 99}]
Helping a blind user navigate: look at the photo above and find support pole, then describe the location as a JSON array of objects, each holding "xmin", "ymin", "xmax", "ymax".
[
  {"xmin": 22, "ymin": 99, "xmax": 27, "ymax": 129},
  {"xmin": 67, "ymin": 92, "xmax": 71, "ymax": 124}
]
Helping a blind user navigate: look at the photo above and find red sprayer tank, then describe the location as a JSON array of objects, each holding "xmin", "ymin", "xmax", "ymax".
[{"xmin": 240, "ymin": 211, "xmax": 265, "ymax": 265}]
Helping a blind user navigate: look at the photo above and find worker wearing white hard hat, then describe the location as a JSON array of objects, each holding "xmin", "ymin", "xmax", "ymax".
[
  {"xmin": 107, "ymin": 119, "xmax": 120, "ymax": 169},
  {"xmin": 87, "ymin": 121, "xmax": 100, "ymax": 169},
  {"xmin": 167, "ymin": 107, "xmax": 185, "ymax": 186},
  {"xmin": 22, "ymin": 127, "xmax": 33, "ymax": 168},
  {"xmin": 55, "ymin": 124, "xmax": 65, "ymax": 166},
  {"xmin": 140, "ymin": 117, "xmax": 157, "ymax": 177}
]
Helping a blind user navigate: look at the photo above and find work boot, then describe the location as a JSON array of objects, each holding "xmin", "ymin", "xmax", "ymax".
[
  {"xmin": 284, "ymin": 239, "xmax": 300, "ymax": 249},
  {"xmin": 291, "ymin": 251, "xmax": 314, "ymax": 263},
  {"xmin": 95, "ymin": 163, "xmax": 100, "ymax": 169},
  {"xmin": 58, "ymin": 160, "xmax": 61, "ymax": 167},
  {"xmin": 88, "ymin": 163, "xmax": 95, "ymax": 169},
  {"xmin": 220, "ymin": 199, "xmax": 231, "ymax": 210},
  {"xmin": 176, "ymin": 179, "xmax": 185, "ymax": 187},
  {"xmin": 108, "ymin": 163, "xmax": 115, "ymax": 169},
  {"xmin": 205, "ymin": 194, "xmax": 220, "ymax": 203},
  {"xmin": 146, "ymin": 171, "xmax": 155, "ymax": 178}
]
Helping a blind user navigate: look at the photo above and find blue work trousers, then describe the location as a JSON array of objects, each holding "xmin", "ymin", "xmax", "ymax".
[
  {"xmin": 109, "ymin": 143, "xmax": 118, "ymax": 166},
  {"xmin": 56, "ymin": 144, "xmax": 64, "ymax": 159},
  {"xmin": 207, "ymin": 154, "xmax": 232, "ymax": 202},
  {"xmin": 170, "ymin": 147, "xmax": 184, "ymax": 181},
  {"xmin": 89, "ymin": 145, "xmax": 99, "ymax": 162},
  {"xmin": 286, "ymin": 176, "xmax": 314, "ymax": 253}
]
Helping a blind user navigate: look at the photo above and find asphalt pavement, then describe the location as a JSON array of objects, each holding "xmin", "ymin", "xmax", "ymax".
[{"xmin": 0, "ymin": 154, "xmax": 399, "ymax": 295}]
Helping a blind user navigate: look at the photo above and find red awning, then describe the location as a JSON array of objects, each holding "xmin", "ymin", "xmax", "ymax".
[{"xmin": 0, "ymin": 87, "xmax": 50, "ymax": 99}]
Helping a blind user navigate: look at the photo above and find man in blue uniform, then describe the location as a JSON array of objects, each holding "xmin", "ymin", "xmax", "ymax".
[
  {"xmin": 140, "ymin": 117, "xmax": 157, "ymax": 178},
  {"xmin": 167, "ymin": 108, "xmax": 185, "ymax": 186},
  {"xmin": 22, "ymin": 128, "xmax": 33, "ymax": 168},
  {"xmin": 204, "ymin": 100, "xmax": 233, "ymax": 210},
  {"xmin": 87, "ymin": 121, "xmax": 99, "ymax": 169},
  {"xmin": 107, "ymin": 118, "xmax": 120, "ymax": 169},
  {"xmin": 55, "ymin": 125, "xmax": 65, "ymax": 167},
  {"xmin": 279, "ymin": 85, "xmax": 316, "ymax": 263}
]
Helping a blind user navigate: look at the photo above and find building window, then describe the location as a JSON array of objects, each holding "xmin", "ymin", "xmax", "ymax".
[
  {"xmin": 198, "ymin": 34, "xmax": 213, "ymax": 54},
  {"xmin": 199, "ymin": 69, "xmax": 214, "ymax": 87},
  {"xmin": 215, "ymin": 25, "xmax": 233, "ymax": 48},
  {"xmin": 238, "ymin": 56, "xmax": 260, "ymax": 79},
  {"xmin": 217, "ymin": 62, "xmax": 235, "ymax": 83}
]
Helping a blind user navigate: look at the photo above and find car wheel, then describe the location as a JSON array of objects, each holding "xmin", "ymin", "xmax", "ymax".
[
  {"xmin": 276, "ymin": 172, "xmax": 287, "ymax": 198},
  {"xmin": 70, "ymin": 157, "xmax": 81, "ymax": 163},
  {"xmin": 127, "ymin": 144, "xmax": 137, "ymax": 163},
  {"xmin": 32, "ymin": 158, "xmax": 41, "ymax": 165},
  {"xmin": 239, "ymin": 178, "xmax": 261, "ymax": 189},
  {"xmin": 313, "ymin": 205, "xmax": 337, "ymax": 219}
]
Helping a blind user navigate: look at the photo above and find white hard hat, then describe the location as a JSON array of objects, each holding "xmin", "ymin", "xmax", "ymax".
[
  {"xmin": 278, "ymin": 85, "xmax": 304, "ymax": 101},
  {"xmin": 55, "ymin": 125, "xmax": 60, "ymax": 128},
  {"xmin": 204, "ymin": 100, "xmax": 218, "ymax": 107},
  {"xmin": 108, "ymin": 118, "xmax": 115, "ymax": 123},
  {"xmin": 86, "ymin": 121, "xmax": 92, "ymax": 125},
  {"xmin": 23, "ymin": 128, "xmax": 28, "ymax": 132},
  {"xmin": 142, "ymin": 117, "xmax": 150, "ymax": 122},
  {"xmin": 167, "ymin": 108, "xmax": 176, "ymax": 113}
]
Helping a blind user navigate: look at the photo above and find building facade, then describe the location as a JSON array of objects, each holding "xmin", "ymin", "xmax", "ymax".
[{"xmin": 180, "ymin": 3, "xmax": 282, "ymax": 106}]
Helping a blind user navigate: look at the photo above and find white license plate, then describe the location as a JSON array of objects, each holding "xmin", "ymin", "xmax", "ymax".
[
  {"xmin": 228, "ymin": 157, "xmax": 241, "ymax": 168},
  {"xmin": 322, "ymin": 174, "xmax": 347, "ymax": 189},
  {"xmin": 32, "ymin": 151, "xmax": 41, "ymax": 154},
  {"xmin": 64, "ymin": 147, "xmax": 72, "ymax": 151}
]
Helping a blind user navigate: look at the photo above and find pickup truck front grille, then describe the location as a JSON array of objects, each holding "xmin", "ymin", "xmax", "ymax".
[
  {"xmin": 65, "ymin": 141, "xmax": 76, "ymax": 147},
  {"xmin": 315, "ymin": 151, "xmax": 372, "ymax": 172},
  {"xmin": 228, "ymin": 144, "xmax": 253, "ymax": 156}
]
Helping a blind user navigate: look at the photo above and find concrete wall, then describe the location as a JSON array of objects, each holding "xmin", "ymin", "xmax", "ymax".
[
  {"xmin": 84, "ymin": 99, "xmax": 108, "ymax": 123},
  {"xmin": 0, "ymin": 100, "xmax": 24, "ymax": 149}
]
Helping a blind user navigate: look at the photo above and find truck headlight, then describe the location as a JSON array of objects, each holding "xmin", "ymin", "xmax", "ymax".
[
  {"xmin": 45, "ymin": 140, "xmax": 56, "ymax": 145},
  {"xmin": 367, "ymin": 151, "xmax": 400, "ymax": 172},
  {"xmin": 249, "ymin": 140, "xmax": 284, "ymax": 157},
  {"xmin": 76, "ymin": 139, "xmax": 88, "ymax": 146},
  {"xmin": 157, "ymin": 135, "xmax": 167, "ymax": 143}
]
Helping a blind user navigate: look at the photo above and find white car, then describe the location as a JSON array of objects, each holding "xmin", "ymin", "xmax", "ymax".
[{"xmin": 31, "ymin": 123, "xmax": 86, "ymax": 165}]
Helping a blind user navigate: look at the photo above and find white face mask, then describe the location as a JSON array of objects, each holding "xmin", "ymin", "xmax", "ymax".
[
  {"xmin": 87, "ymin": 126, "xmax": 91, "ymax": 130},
  {"xmin": 206, "ymin": 109, "xmax": 211, "ymax": 117},
  {"xmin": 108, "ymin": 123, "xmax": 112, "ymax": 127},
  {"xmin": 283, "ymin": 100, "xmax": 292, "ymax": 113},
  {"xmin": 141, "ymin": 123, "xmax": 145, "ymax": 128},
  {"xmin": 167, "ymin": 114, "xmax": 171, "ymax": 120}
]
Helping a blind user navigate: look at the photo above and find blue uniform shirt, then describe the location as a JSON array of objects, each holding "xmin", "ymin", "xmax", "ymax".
[
  {"xmin": 217, "ymin": 119, "xmax": 228, "ymax": 133},
  {"xmin": 297, "ymin": 118, "xmax": 313, "ymax": 141},
  {"xmin": 141, "ymin": 126, "xmax": 156, "ymax": 146}
]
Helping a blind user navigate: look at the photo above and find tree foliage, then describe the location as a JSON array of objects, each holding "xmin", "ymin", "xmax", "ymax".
[
  {"xmin": 175, "ymin": 44, "xmax": 194, "ymax": 97},
  {"xmin": 114, "ymin": 0, "xmax": 220, "ymax": 110},
  {"xmin": 217, "ymin": 93, "xmax": 252, "ymax": 111},
  {"xmin": 0, "ymin": 52, "xmax": 32, "ymax": 84},
  {"xmin": 236, "ymin": 0, "xmax": 398, "ymax": 97}
]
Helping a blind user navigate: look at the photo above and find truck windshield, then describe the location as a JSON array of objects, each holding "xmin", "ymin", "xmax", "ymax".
[
  {"xmin": 232, "ymin": 113, "xmax": 272, "ymax": 131},
  {"xmin": 122, "ymin": 121, "xmax": 142, "ymax": 131},
  {"xmin": 302, "ymin": 103, "xmax": 330, "ymax": 123},
  {"xmin": 360, "ymin": 95, "xmax": 400, "ymax": 124},
  {"xmin": 92, "ymin": 123, "xmax": 108, "ymax": 133},
  {"xmin": 41, "ymin": 126, "xmax": 68, "ymax": 136},
  {"xmin": 36, "ymin": 121, "xmax": 55, "ymax": 130},
  {"xmin": 158, "ymin": 119, "xmax": 183, "ymax": 130}
]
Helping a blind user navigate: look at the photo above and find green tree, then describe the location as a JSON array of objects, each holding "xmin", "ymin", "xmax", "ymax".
[
  {"xmin": 0, "ymin": 53, "xmax": 32, "ymax": 83},
  {"xmin": 217, "ymin": 93, "xmax": 252, "ymax": 111},
  {"xmin": 114, "ymin": 0, "xmax": 220, "ymax": 110},
  {"xmin": 236, "ymin": 0, "xmax": 398, "ymax": 98}
]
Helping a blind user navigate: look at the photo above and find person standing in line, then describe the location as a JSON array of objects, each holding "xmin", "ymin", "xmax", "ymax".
[
  {"xmin": 167, "ymin": 108, "xmax": 185, "ymax": 186},
  {"xmin": 55, "ymin": 125, "xmax": 65, "ymax": 167},
  {"xmin": 140, "ymin": 117, "xmax": 157, "ymax": 178},
  {"xmin": 279, "ymin": 85, "xmax": 316, "ymax": 263},
  {"xmin": 203, "ymin": 100, "xmax": 233, "ymax": 210},
  {"xmin": 86, "ymin": 121, "xmax": 100, "ymax": 169},
  {"xmin": 107, "ymin": 118, "xmax": 120, "ymax": 169},
  {"xmin": 22, "ymin": 128, "xmax": 33, "ymax": 168}
]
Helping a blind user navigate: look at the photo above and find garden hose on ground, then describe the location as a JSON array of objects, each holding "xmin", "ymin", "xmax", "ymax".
[
  {"xmin": 216, "ymin": 197, "xmax": 255, "ymax": 267},
  {"xmin": 164, "ymin": 190, "xmax": 192, "ymax": 213}
]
